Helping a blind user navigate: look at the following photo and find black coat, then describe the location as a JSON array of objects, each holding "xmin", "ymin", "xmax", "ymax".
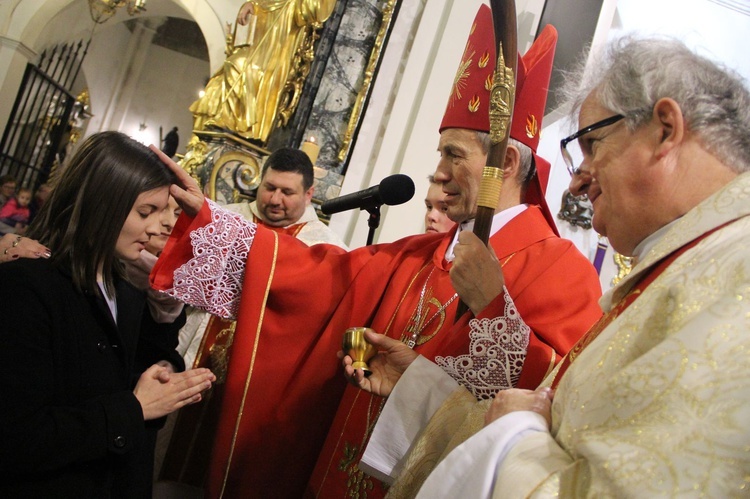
[{"xmin": 0, "ymin": 258, "xmax": 185, "ymax": 498}]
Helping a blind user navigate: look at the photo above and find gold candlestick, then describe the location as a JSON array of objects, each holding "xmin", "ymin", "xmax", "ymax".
[{"xmin": 300, "ymin": 136, "xmax": 320, "ymax": 165}]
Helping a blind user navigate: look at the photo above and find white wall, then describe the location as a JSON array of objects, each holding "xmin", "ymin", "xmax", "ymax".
[
  {"xmin": 614, "ymin": 0, "xmax": 750, "ymax": 79},
  {"xmin": 82, "ymin": 19, "xmax": 207, "ymax": 151}
]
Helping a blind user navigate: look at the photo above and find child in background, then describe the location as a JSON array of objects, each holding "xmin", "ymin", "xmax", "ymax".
[
  {"xmin": 0, "ymin": 187, "xmax": 32, "ymax": 235},
  {"xmin": 424, "ymin": 176, "xmax": 455, "ymax": 234}
]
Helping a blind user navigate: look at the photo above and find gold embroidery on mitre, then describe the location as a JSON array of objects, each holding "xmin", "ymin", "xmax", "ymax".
[
  {"xmin": 449, "ymin": 45, "xmax": 475, "ymax": 107},
  {"xmin": 468, "ymin": 95, "xmax": 480, "ymax": 113},
  {"xmin": 526, "ymin": 114, "xmax": 538, "ymax": 138},
  {"xmin": 484, "ymin": 73, "xmax": 493, "ymax": 92},
  {"xmin": 478, "ymin": 50, "xmax": 490, "ymax": 68}
]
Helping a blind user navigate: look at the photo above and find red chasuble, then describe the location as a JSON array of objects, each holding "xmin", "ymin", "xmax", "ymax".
[
  {"xmin": 305, "ymin": 207, "xmax": 602, "ymax": 497},
  {"xmin": 152, "ymin": 202, "xmax": 602, "ymax": 498}
]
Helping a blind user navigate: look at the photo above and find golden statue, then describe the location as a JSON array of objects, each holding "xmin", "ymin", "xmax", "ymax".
[{"xmin": 190, "ymin": 0, "xmax": 337, "ymax": 142}]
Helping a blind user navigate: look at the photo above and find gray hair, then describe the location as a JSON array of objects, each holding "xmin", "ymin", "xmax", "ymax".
[
  {"xmin": 563, "ymin": 36, "xmax": 750, "ymax": 173},
  {"xmin": 474, "ymin": 131, "xmax": 534, "ymax": 186}
]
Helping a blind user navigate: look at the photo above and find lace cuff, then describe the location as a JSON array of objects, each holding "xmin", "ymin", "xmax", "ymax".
[
  {"xmin": 435, "ymin": 286, "xmax": 530, "ymax": 400},
  {"xmin": 168, "ymin": 199, "xmax": 256, "ymax": 319}
]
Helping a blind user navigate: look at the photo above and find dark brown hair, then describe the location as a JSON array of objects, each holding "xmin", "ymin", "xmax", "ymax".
[
  {"xmin": 262, "ymin": 148, "xmax": 314, "ymax": 190},
  {"xmin": 27, "ymin": 131, "xmax": 175, "ymax": 295}
]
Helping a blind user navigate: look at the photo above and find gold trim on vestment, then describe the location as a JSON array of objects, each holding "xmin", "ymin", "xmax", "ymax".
[
  {"xmin": 220, "ymin": 231, "xmax": 279, "ymax": 498},
  {"xmin": 542, "ymin": 350, "xmax": 556, "ymax": 382}
]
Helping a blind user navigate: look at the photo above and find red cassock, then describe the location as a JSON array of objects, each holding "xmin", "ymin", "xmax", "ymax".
[{"xmin": 152, "ymin": 202, "xmax": 602, "ymax": 498}]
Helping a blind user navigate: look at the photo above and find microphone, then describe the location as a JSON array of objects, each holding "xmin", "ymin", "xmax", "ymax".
[{"xmin": 321, "ymin": 174, "xmax": 415, "ymax": 215}]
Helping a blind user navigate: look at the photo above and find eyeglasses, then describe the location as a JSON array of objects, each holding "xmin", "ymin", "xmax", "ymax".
[{"xmin": 560, "ymin": 114, "xmax": 625, "ymax": 176}]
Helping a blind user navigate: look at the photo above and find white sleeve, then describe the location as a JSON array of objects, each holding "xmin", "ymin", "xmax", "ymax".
[
  {"xmin": 359, "ymin": 356, "xmax": 460, "ymax": 484},
  {"xmin": 415, "ymin": 411, "xmax": 548, "ymax": 499}
]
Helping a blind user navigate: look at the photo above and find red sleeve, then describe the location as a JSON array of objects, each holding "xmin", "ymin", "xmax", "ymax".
[{"xmin": 504, "ymin": 242, "xmax": 602, "ymax": 389}]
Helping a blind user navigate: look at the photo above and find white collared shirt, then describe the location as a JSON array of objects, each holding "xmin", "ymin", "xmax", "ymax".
[{"xmin": 445, "ymin": 204, "xmax": 528, "ymax": 262}]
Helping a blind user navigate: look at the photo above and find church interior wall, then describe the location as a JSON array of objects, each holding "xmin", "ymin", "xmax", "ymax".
[
  {"xmin": 82, "ymin": 22, "xmax": 138, "ymax": 140},
  {"xmin": 125, "ymin": 42, "xmax": 207, "ymax": 151},
  {"xmin": 82, "ymin": 27, "xmax": 207, "ymax": 152},
  {"xmin": 0, "ymin": 0, "xmax": 61, "ymax": 135},
  {"xmin": 172, "ymin": 0, "xmax": 232, "ymax": 73},
  {"xmin": 0, "ymin": 46, "xmax": 32, "ymax": 132}
]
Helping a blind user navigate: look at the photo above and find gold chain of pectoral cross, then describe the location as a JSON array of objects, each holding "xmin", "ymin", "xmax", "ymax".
[{"xmin": 405, "ymin": 267, "xmax": 458, "ymax": 348}]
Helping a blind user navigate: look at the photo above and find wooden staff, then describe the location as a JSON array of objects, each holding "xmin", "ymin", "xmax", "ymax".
[{"xmin": 456, "ymin": 0, "xmax": 518, "ymax": 319}]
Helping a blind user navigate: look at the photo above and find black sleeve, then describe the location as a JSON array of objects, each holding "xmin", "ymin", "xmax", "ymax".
[
  {"xmin": 0, "ymin": 263, "xmax": 146, "ymax": 475},
  {"xmin": 134, "ymin": 305, "xmax": 187, "ymax": 378}
]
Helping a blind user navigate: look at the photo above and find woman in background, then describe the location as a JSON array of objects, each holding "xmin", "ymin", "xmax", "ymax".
[
  {"xmin": 0, "ymin": 131, "xmax": 214, "ymax": 497},
  {"xmin": 125, "ymin": 194, "xmax": 184, "ymax": 324}
]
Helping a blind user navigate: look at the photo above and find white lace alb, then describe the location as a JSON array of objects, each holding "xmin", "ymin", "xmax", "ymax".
[
  {"xmin": 435, "ymin": 287, "xmax": 530, "ymax": 400},
  {"xmin": 168, "ymin": 199, "xmax": 256, "ymax": 319}
]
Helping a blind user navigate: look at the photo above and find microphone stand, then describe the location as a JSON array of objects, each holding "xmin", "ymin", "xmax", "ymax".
[{"xmin": 365, "ymin": 204, "xmax": 382, "ymax": 245}]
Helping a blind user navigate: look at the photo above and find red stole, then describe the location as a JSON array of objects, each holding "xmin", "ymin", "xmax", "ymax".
[
  {"xmin": 306, "ymin": 238, "xmax": 459, "ymax": 498},
  {"xmin": 158, "ymin": 217, "xmax": 310, "ymax": 487}
]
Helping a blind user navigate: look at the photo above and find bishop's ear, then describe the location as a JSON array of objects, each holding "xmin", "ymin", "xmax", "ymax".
[{"xmin": 502, "ymin": 144, "xmax": 522, "ymax": 182}]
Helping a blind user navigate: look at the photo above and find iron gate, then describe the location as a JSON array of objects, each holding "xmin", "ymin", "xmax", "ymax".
[{"xmin": 0, "ymin": 41, "xmax": 88, "ymax": 189}]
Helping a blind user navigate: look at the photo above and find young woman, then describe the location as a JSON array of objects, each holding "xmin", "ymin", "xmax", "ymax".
[{"xmin": 0, "ymin": 132, "xmax": 215, "ymax": 497}]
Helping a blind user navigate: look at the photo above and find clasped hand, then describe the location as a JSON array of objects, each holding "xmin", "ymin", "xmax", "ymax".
[
  {"xmin": 485, "ymin": 387, "xmax": 554, "ymax": 429},
  {"xmin": 340, "ymin": 329, "xmax": 418, "ymax": 397},
  {"xmin": 133, "ymin": 364, "xmax": 216, "ymax": 421}
]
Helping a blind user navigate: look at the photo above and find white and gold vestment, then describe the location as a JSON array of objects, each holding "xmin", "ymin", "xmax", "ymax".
[{"xmin": 404, "ymin": 172, "xmax": 750, "ymax": 497}]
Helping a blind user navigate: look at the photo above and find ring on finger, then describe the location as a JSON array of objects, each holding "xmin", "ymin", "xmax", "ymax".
[{"xmin": 12, "ymin": 238, "xmax": 21, "ymax": 248}]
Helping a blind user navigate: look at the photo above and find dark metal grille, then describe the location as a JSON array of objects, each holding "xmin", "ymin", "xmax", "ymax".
[{"xmin": 0, "ymin": 41, "xmax": 88, "ymax": 189}]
